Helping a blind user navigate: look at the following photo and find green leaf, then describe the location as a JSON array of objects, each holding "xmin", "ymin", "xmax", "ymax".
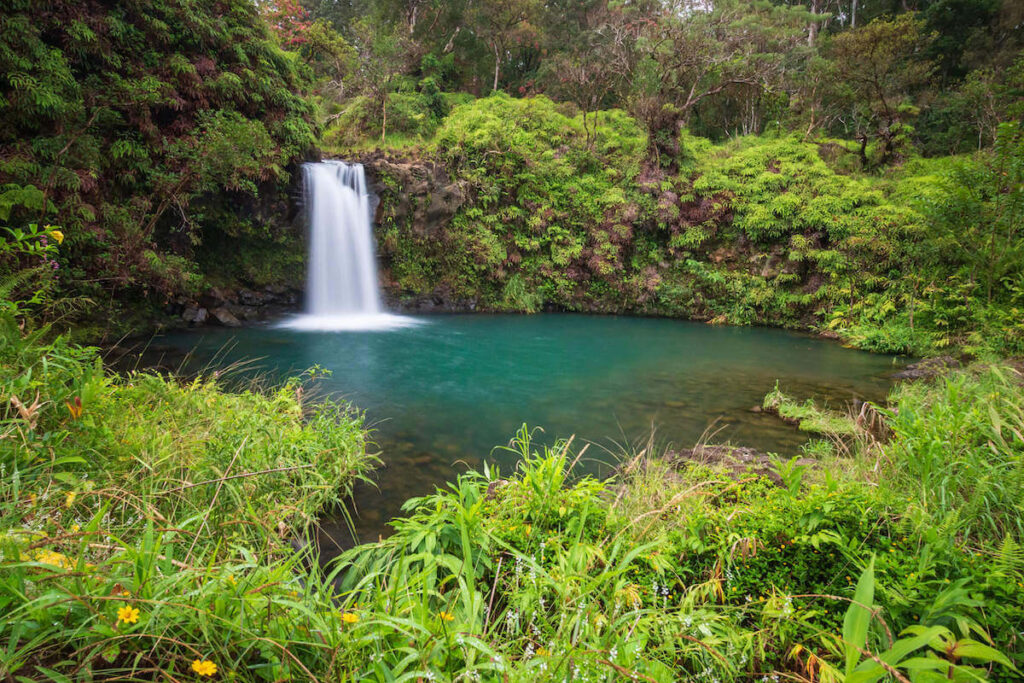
[
  {"xmin": 843, "ymin": 555, "xmax": 876, "ymax": 676},
  {"xmin": 896, "ymin": 656, "xmax": 953, "ymax": 673},
  {"xmin": 951, "ymin": 640, "xmax": 1015, "ymax": 668},
  {"xmin": 34, "ymin": 667, "xmax": 72, "ymax": 683},
  {"xmin": 101, "ymin": 644, "xmax": 120, "ymax": 664}
]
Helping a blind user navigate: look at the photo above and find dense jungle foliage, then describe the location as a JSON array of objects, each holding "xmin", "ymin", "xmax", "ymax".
[
  {"xmin": 0, "ymin": 0, "xmax": 317, "ymax": 332},
  {"xmin": 369, "ymin": 94, "xmax": 1024, "ymax": 355},
  {"xmin": 2, "ymin": 0, "xmax": 1024, "ymax": 681},
  {"xmin": 2, "ymin": 0, "xmax": 1022, "ymax": 345}
]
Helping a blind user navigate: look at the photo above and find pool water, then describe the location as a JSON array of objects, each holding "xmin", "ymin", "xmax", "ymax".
[{"xmin": 155, "ymin": 314, "xmax": 902, "ymax": 548}]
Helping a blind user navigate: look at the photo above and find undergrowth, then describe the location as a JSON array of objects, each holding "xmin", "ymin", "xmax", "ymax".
[{"xmin": 0, "ymin": 318, "xmax": 373, "ymax": 680}]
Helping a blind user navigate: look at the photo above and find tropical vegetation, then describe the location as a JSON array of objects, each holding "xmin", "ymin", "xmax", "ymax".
[{"xmin": 1, "ymin": 0, "xmax": 1022, "ymax": 680}]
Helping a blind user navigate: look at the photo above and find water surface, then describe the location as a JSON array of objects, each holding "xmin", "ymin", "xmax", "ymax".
[{"xmin": 155, "ymin": 314, "xmax": 902, "ymax": 548}]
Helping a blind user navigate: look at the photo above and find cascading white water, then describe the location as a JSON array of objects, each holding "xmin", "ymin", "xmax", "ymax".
[
  {"xmin": 281, "ymin": 160, "xmax": 417, "ymax": 331},
  {"xmin": 305, "ymin": 161, "xmax": 381, "ymax": 315}
]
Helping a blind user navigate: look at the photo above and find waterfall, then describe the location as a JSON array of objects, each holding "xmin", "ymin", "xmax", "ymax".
[
  {"xmin": 281, "ymin": 161, "xmax": 417, "ymax": 331},
  {"xmin": 305, "ymin": 161, "xmax": 381, "ymax": 315}
]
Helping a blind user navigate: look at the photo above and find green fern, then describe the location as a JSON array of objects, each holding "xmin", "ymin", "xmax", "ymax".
[{"xmin": 993, "ymin": 534, "xmax": 1024, "ymax": 580}]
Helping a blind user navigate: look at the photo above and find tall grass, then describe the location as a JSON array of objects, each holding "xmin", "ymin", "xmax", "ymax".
[
  {"xmin": 0, "ymin": 316, "xmax": 374, "ymax": 680},
  {"xmin": 879, "ymin": 365, "xmax": 1024, "ymax": 544}
]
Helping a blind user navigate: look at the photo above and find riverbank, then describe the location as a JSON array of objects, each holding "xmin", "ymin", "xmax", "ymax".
[{"xmin": 3, "ymin": 316, "xmax": 1021, "ymax": 681}]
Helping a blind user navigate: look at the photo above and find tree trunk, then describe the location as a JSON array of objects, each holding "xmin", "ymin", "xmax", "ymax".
[
  {"xmin": 851, "ymin": 0, "xmax": 858, "ymax": 28},
  {"xmin": 492, "ymin": 42, "xmax": 500, "ymax": 92},
  {"xmin": 407, "ymin": 0, "xmax": 419, "ymax": 34},
  {"xmin": 381, "ymin": 95, "xmax": 387, "ymax": 142},
  {"xmin": 909, "ymin": 280, "xmax": 917, "ymax": 332},
  {"xmin": 808, "ymin": 0, "xmax": 821, "ymax": 46}
]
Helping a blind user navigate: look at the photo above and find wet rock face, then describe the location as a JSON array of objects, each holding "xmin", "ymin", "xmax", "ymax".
[
  {"xmin": 209, "ymin": 306, "xmax": 241, "ymax": 327},
  {"xmin": 359, "ymin": 153, "xmax": 466, "ymax": 235},
  {"xmin": 383, "ymin": 291, "xmax": 478, "ymax": 314},
  {"xmin": 181, "ymin": 305, "xmax": 208, "ymax": 325}
]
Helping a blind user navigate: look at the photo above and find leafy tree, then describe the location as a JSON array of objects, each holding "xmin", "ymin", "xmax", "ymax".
[
  {"xmin": 347, "ymin": 18, "xmax": 413, "ymax": 140},
  {"xmin": 922, "ymin": 0, "xmax": 1000, "ymax": 82},
  {"xmin": 542, "ymin": 3, "xmax": 634, "ymax": 148},
  {"xmin": 829, "ymin": 13, "xmax": 934, "ymax": 166},
  {"xmin": 0, "ymin": 0, "xmax": 316, "ymax": 322},
  {"xmin": 259, "ymin": 0, "xmax": 315, "ymax": 46},
  {"xmin": 628, "ymin": 0, "xmax": 811, "ymax": 154},
  {"xmin": 467, "ymin": 0, "xmax": 542, "ymax": 92}
]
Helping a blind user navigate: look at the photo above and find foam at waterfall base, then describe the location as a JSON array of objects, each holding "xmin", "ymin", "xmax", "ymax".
[{"xmin": 276, "ymin": 313, "xmax": 422, "ymax": 332}]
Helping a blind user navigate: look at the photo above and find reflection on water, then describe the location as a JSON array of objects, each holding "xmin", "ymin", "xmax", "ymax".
[{"xmin": 154, "ymin": 314, "xmax": 904, "ymax": 553}]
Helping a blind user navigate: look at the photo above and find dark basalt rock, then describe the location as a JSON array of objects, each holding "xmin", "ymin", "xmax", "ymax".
[
  {"xmin": 225, "ymin": 304, "xmax": 260, "ymax": 321},
  {"xmin": 892, "ymin": 356, "xmax": 961, "ymax": 381},
  {"xmin": 181, "ymin": 306, "xmax": 208, "ymax": 325},
  {"xmin": 178, "ymin": 285, "xmax": 302, "ymax": 327},
  {"xmin": 209, "ymin": 306, "xmax": 241, "ymax": 327},
  {"xmin": 385, "ymin": 291, "xmax": 479, "ymax": 314},
  {"xmin": 358, "ymin": 152, "xmax": 467, "ymax": 236}
]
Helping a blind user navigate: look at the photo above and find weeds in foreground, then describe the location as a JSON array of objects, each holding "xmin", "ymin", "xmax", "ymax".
[{"xmin": 0, "ymin": 317, "xmax": 373, "ymax": 679}]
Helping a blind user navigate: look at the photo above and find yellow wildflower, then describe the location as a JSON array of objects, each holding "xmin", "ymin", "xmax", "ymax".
[
  {"xmin": 438, "ymin": 611, "xmax": 455, "ymax": 622},
  {"xmin": 191, "ymin": 660, "xmax": 217, "ymax": 677},
  {"xmin": 117, "ymin": 604, "xmax": 140, "ymax": 624},
  {"xmin": 27, "ymin": 548, "xmax": 73, "ymax": 569},
  {"xmin": 48, "ymin": 228, "xmax": 64, "ymax": 245},
  {"xmin": 537, "ymin": 648, "xmax": 551, "ymax": 656},
  {"xmin": 341, "ymin": 612, "xmax": 359, "ymax": 624},
  {"xmin": 64, "ymin": 491, "xmax": 77, "ymax": 508}
]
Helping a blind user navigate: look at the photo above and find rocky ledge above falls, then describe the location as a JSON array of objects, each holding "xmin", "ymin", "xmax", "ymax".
[{"xmin": 356, "ymin": 151, "xmax": 467, "ymax": 236}]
